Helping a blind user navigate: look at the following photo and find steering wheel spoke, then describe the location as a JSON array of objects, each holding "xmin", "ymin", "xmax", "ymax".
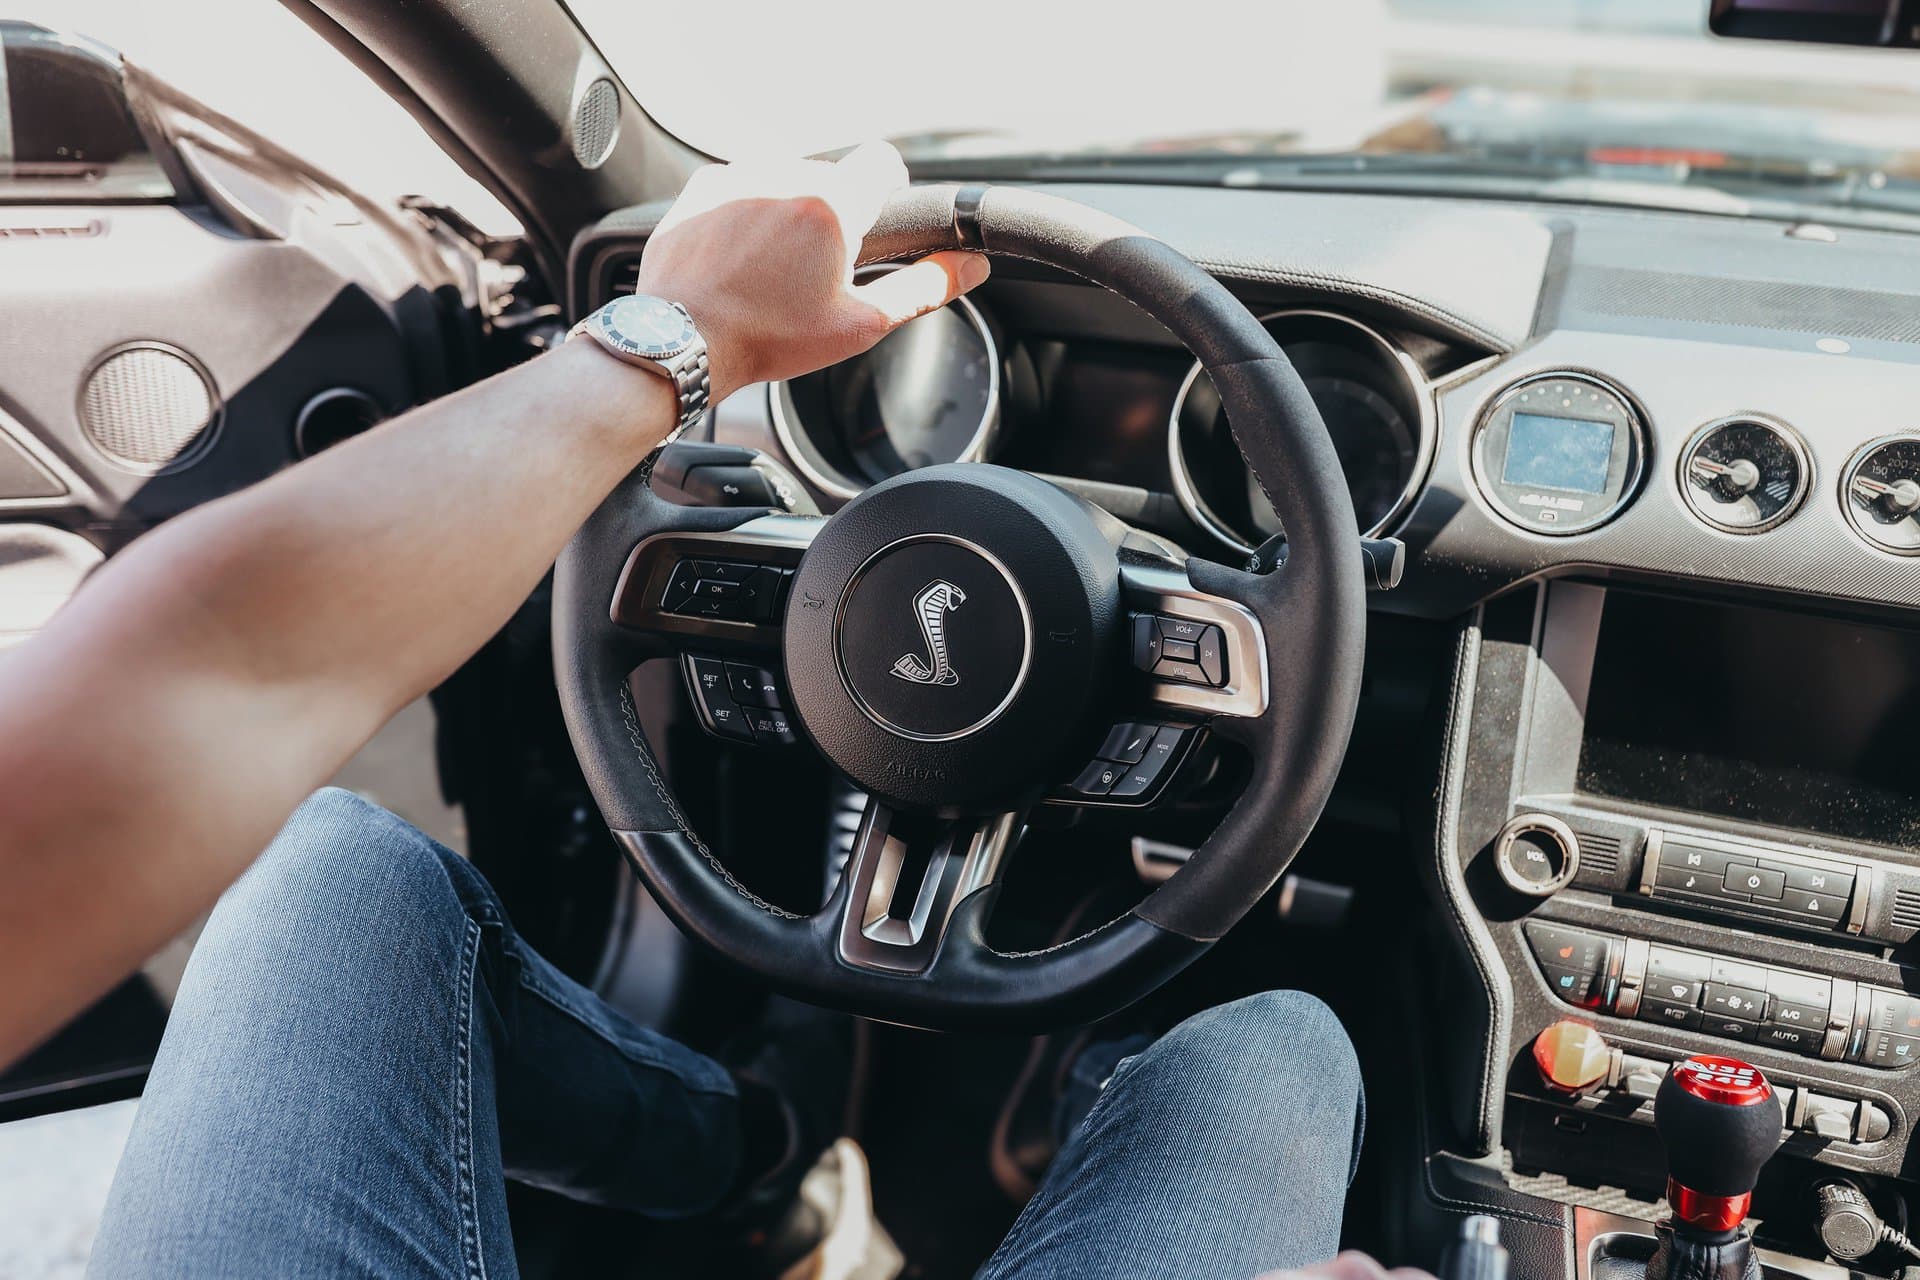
[
  {"xmin": 1119, "ymin": 559, "xmax": 1269, "ymax": 721},
  {"xmin": 835, "ymin": 798, "xmax": 1023, "ymax": 975},
  {"xmin": 609, "ymin": 512, "xmax": 820, "ymax": 650}
]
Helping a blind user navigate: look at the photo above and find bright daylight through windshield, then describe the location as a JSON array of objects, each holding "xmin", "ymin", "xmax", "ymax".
[{"xmin": 579, "ymin": 0, "xmax": 1920, "ymax": 225}]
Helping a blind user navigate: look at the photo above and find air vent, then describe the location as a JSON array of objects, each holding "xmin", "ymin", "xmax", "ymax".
[
  {"xmin": 77, "ymin": 343, "xmax": 222, "ymax": 474},
  {"xmin": 0, "ymin": 219, "xmax": 102, "ymax": 238},
  {"xmin": 1891, "ymin": 888, "xmax": 1920, "ymax": 934},
  {"xmin": 571, "ymin": 77, "xmax": 620, "ymax": 170},
  {"xmin": 605, "ymin": 255, "xmax": 643, "ymax": 300},
  {"xmin": 294, "ymin": 388, "xmax": 385, "ymax": 458},
  {"xmin": 1576, "ymin": 831, "xmax": 1622, "ymax": 878}
]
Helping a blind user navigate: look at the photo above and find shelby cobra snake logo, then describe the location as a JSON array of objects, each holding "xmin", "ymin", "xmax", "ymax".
[{"xmin": 889, "ymin": 580, "xmax": 967, "ymax": 686}]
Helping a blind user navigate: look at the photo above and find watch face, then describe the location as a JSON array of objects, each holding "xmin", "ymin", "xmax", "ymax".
[{"xmin": 598, "ymin": 295, "xmax": 697, "ymax": 359}]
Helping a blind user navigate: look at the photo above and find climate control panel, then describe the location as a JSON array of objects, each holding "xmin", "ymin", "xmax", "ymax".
[{"xmin": 1523, "ymin": 921, "xmax": 1920, "ymax": 1070}]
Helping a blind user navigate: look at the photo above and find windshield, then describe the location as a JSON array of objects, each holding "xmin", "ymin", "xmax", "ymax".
[{"xmin": 581, "ymin": 0, "xmax": 1920, "ymax": 227}]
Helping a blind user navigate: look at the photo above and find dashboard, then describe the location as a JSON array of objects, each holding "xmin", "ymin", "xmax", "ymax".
[{"xmin": 573, "ymin": 181, "xmax": 1920, "ymax": 1265}]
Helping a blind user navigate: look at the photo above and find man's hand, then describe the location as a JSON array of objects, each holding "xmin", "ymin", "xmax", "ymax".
[
  {"xmin": 0, "ymin": 145, "xmax": 987, "ymax": 1067},
  {"xmin": 635, "ymin": 141, "xmax": 988, "ymax": 401}
]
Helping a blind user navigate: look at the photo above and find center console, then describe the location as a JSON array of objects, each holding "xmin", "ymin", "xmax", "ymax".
[{"xmin": 1424, "ymin": 578, "xmax": 1920, "ymax": 1277}]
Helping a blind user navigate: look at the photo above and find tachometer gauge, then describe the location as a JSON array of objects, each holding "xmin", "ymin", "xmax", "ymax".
[
  {"xmin": 1679, "ymin": 416, "xmax": 1810, "ymax": 534},
  {"xmin": 1842, "ymin": 434, "xmax": 1920, "ymax": 556}
]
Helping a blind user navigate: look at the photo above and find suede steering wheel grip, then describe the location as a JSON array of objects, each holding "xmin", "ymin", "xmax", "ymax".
[{"xmin": 553, "ymin": 184, "xmax": 1367, "ymax": 1030}]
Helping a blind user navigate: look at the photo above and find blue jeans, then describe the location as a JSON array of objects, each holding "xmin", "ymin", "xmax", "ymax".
[{"xmin": 90, "ymin": 789, "xmax": 1364, "ymax": 1279}]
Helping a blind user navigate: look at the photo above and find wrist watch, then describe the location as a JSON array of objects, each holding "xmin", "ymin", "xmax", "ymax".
[{"xmin": 568, "ymin": 294, "xmax": 712, "ymax": 441}]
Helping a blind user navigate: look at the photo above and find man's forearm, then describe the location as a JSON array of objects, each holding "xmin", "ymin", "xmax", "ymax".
[{"xmin": 0, "ymin": 341, "xmax": 672, "ymax": 1064}]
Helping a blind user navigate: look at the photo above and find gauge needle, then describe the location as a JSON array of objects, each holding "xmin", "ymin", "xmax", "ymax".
[
  {"xmin": 1855, "ymin": 475, "xmax": 1920, "ymax": 516},
  {"xmin": 1690, "ymin": 456, "xmax": 1759, "ymax": 495}
]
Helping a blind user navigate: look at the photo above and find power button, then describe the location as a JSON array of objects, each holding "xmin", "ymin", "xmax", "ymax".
[{"xmin": 1495, "ymin": 813, "xmax": 1581, "ymax": 898}]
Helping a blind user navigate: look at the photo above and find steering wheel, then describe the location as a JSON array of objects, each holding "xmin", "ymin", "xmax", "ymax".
[{"xmin": 554, "ymin": 185, "xmax": 1365, "ymax": 1032}]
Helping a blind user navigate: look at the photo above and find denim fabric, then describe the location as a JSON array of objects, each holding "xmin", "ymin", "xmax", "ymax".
[
  {"xmin": 90, "ymin": 789, "xmax": 740, "ymax": 1279},
  {"xmin": 976, "ymin": 990, "xmax": 1365, "ymax": 1280},
  {"xmin": 89, "ymin": 789, "xmax": 1363, "ymax": 1280}
]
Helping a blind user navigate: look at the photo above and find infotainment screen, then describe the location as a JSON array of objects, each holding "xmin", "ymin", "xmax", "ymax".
[
  {"xmin": 1578, "ymin": 591, "xmax": 1920, "ymax": 850},
  {"xmin": 1501, "ymin": 413, "xmax": 1614, "ymax": 494}
]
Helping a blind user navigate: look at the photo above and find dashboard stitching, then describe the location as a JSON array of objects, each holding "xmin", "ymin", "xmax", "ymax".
[
  {"xmin": 618, "ymin": 681, "xmax": 803, "ymax": 921},
  {"xmin": 1186, "ymin": 257, "xmax": 1509, "ymax": 353},
  {"xmin": 1435, "ymin": 612, "xmax": 1509, "ymax": 1152}
]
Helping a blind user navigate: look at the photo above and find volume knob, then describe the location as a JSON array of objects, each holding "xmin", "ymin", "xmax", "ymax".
[{"xmin": 1495, "ymin": 813, "xmax": 1580, "ymax": 897}]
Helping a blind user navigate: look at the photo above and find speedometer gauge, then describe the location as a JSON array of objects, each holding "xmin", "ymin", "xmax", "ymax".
[
  {"xmin": 771, "ymin": 285, "xmax": 1001, "ymax": 499},
  {"xmin": 1170, "ymin": 310, "xmax": 1431, "ymax": 555},
  {"xmin": 823, "ymin": 303, "xmax": 994, "ymax": 483},
  {"xmin": 1679, "ymin": 416, "xmax": 1810, "ymax": 534}
]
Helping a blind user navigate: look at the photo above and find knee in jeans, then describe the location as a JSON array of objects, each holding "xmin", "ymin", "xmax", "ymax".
[
  {"xmin": 1124, "ymin": 990, "xmax": 1360, "ymax": 1120},
  {"xmin": 213, "ymin": 787, "xmax": 469, "ymax": 940}
]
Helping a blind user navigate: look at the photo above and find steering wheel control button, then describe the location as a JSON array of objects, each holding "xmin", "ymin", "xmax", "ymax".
[
  {"xmin": 1070, "ymin": 760, "xmax": 1123, "ymax": 797},
  {"xmin": 745, "ymin": 707, "xmax": 797, "ymax": 745},
  {"xmin": 1493, "ymin": 813, "xmax": 1579, "ymax": 897},
  {"xmin": 684, "ymin": 654, "xmax": 796, "ymax": 747},
  {"xmin": 1097, "ymin": 723, "xmax": 1156, "ymax": 765},
  {"xmin": 1108, "ymin": 727, "xmax": 1189, "ymax": 800},
  {"xmin": 726, "ymin": 663, "xmax": 782, "ymax": 707},
  {"xmin": 1532, "ymin": 1020, "xmax": 1611, "ymax": 1094},
  {"xmin": 655, "ymin": 558, "xmax": 791, "ymax": 625},
  {"xmin": 1129, "ymin": 613, "xmax": 1228, "ymax": 688}
]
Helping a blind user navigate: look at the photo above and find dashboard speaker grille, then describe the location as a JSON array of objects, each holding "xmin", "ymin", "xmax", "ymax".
[
  {"xmin": 572, "ymin": 78, "xmax": 620, "ymax": 170},
  {"xmin": 1575, "ymin": 830, "xmax": 1622, "ymax": 877},
  {"xmin": 1892, "ymin": 888, "xmax": 1920, "ymax": 933},
  {"xmin": 78, "ymin": 344, "xmax": 221, "ymax": 474},
  {"xmin": 1566, "ymin": 266, "xmax": 1920, "ymax": 345}
]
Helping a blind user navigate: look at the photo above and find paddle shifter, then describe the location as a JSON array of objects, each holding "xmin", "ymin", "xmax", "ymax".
[{"xmin": 1648, "ymin": 1054, "xmax": 1785, "ymax": 1280}]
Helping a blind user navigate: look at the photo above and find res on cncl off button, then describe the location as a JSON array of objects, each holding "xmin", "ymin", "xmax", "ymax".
[{"xmin": 1495, "ymin": 813, "xmax": 1580, "ymax": 898}]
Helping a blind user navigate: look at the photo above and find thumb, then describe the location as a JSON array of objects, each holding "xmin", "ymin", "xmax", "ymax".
[{"xmin": 848, "ymin": 252, "xmax": 991, "ymax": 330}]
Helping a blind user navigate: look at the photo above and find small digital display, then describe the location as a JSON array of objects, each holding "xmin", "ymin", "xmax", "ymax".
[{"xmin": 1502, "ymin": 413, "xmax": 1615, "ymax": 494}]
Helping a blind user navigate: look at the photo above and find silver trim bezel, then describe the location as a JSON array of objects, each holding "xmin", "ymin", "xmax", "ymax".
[
  {"xmin": 1467, "ymin": 369, "xmax": 1649, "ymax": 538},
  {"xmin": 1166, "ymin": 308, "xmax": 1437, "ymax": 555},
  {"xmin": 1839, "ymin": 432, "xmax": 1920, "ymax": 557},
  {"xmin": 1493, "ymin": 812, "xmax": 1581, "ymax": 897},
  {"xmin": 1675, "ymin": 413, "xmax": 1812, "ymax": 535},
  {"xmin": 769, "ymin": 272, "xmax": 1001, "ymax": 501}
]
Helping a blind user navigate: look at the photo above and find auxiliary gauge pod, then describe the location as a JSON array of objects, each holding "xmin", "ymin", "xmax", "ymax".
[{"xmin": 1648, "ymin": 1055, "xmax": 1785, "ymax": 1280}]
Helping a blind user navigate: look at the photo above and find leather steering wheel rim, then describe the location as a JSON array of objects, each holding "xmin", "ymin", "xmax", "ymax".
[{"xmin": 554, "ymin": 185, "xmax": 1366, "ymax": 1032}]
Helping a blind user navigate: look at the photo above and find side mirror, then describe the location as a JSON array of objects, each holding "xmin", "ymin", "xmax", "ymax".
[
  {"xmin": 0, "ymin": 21, "xmax": 174, "ymax": 199},
  {"xmin": 1710, "ymin": 0, "xmax": 1920, "ymax": 50}
]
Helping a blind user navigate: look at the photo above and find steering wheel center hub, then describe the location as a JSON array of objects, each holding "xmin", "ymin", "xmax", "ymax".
[
  {"xmin": 782, "ymin": 465, "xmax": 1123, "ymax": 811},
  {"xmin": 835, "ymin": 536, "xmax": 1032, "ymax": 742}
]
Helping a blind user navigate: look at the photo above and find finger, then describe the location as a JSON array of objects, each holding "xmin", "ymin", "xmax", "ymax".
[
  {"xmin": 830, "ymin": 140, "xmax": 912, "ymax": 258},
  {"xmin": 847, "ymin": 252, "xmax": 991, "ymax": 329}
]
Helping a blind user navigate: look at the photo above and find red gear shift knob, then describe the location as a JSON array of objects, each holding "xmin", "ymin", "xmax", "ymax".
[{"xmin": 1654, "ymin": 1055, "xmax": 1783, "ymax": 1234}]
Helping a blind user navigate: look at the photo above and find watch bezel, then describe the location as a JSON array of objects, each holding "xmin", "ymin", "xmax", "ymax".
[{"xmin": 594, "ymin": 295, "xmax": 699, "ymax": 361}]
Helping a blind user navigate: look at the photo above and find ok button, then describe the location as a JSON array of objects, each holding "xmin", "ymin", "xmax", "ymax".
[{"xmin": 1724, "ymin": 863, "xmax": 1786, "ymax": 901}]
